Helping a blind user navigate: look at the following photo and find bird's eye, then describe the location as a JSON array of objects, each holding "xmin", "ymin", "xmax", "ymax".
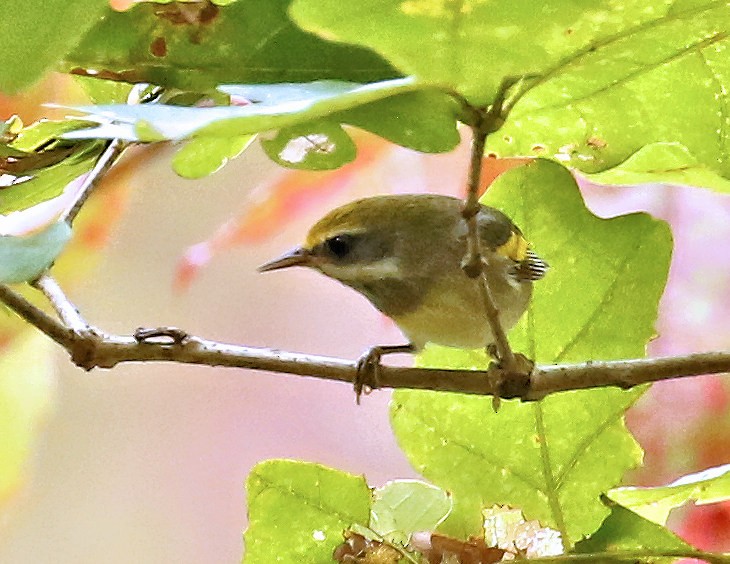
[{"xmin": 325, "ymin": 234, "xmax": 354, "ymax": 259}]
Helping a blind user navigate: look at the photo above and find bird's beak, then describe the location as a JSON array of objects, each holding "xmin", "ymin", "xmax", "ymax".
[{"xmin": 258, "ymin": 247, "xmax": 312, "ymax": 272}]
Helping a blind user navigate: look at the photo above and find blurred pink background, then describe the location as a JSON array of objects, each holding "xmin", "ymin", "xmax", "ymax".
[{"xmin": 0, "ymin": 135, "xmax": 729, "ymax": 562}]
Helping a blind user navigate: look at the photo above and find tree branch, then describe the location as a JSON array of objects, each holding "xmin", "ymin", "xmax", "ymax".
[
  {"xmin": 0, "ymin": 285, "xmax": 72, "ymax": 348},
  {"xmin": 1, "ymin": 77, "xmax": 726, "ymax": 405},
  {"xmin": 2, "ymin": 282, "xmax": 729, "ymax": 400}
]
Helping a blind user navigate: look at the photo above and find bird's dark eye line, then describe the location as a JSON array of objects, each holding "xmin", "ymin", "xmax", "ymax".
[{"xmin": 325, "ymin": 234, "xmax": 354, "ymax": 259}]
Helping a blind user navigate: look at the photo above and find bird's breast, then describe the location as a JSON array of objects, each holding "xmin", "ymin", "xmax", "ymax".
[{"xmin": 391, "ymin": 267, "xmax": 532, "ymax": 350}]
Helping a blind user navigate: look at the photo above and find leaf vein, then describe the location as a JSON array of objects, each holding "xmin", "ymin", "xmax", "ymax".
[
  {"xmin": 554, "ymin": 248, "xmax": 635, "ymax": 363},
  {"xmin": 535, "ymin": 30, "xmax": 729, "ymax": 115},
  {"xmin": 509, "ymin": 1, "xmax": 727, "ymax": 113},
  {"xmin": 697, "ymin": 47, "xmax": 729, "ymax": 168},
  {"xmin": 404, "ymin": 405, "xmax": 548, "ymax": 495},
  {"xmin": 553, "ymin": 397, "xmax": 638, "ymax": 489},
  {"xmin": 250, "ymin": 471, "xmax": 361, "ymax": 524},
  {"xmin": 534, "ymin": 402, "xmax": 571, "ymax": 546}
]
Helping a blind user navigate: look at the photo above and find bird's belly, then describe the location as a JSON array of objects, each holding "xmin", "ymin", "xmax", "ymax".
[{"xmin": 392, "ymin": 279, "xmax": 531, "ymax": 349}]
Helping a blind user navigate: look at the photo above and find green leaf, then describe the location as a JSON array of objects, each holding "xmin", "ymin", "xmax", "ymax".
[
  {"xmin": 244, "ymin": 459, "xmax": 370, "ymax": 563},
  {"xmin": 64, "ymin": 79, "xmax": 459, "ymax": 154},
  {"xmin": 486, "ymin": 2, "xmax": 730, "ymax": 186},
  {"xmin": 0, "ymin": 333, "xmax": 56, "ymax": 501},
  {"xmin": 291, "ymin": 1, "xmax": 730, "ymax": 188},
  {"xmin": 0, "ymin": 154, "xmax": 97, "ymax": 215},
  {"xmin": 290, "ymin": 1, "xmax": 699, "ymax": 105},
  {"xmin": 66, "ymin": 0, "xmax": 399, "ymax": 90},
  {"xmin": 0, "ymin": 221, "xmax": 72, "ymax": 283},
  {"xmin": 494, "ymin": 162, "xmax": 672, "ymax": 365},
  {"xmin": 261, "ymin": 121, "xmax": 356, "ymax": 170},
  {"xmin": 172, "ymin": 134, "xmax": 255, "ymax": 178},
  {"xmin": 10, "ymin": 121, "xmax": 98, "ymax": 153},
  {"xmin": 0, "ymin": 0, "xmax": 110, "ymax": 93},
  {"xmin": 585, "ymin": 143, "xmax": 730, "ymax": 192},
  {"xmin": 370, "ymin": 480, "xmax": 452, "ymax": 541},
  {"xmin": 73, "ymin": 76, "xmax": 134, "ymax": 105},
  {"xmin": 338, "ymin": 90, "xmax": 460, "ymax": 154},
  {"xmin": 608, "ymin": 463, "xmax": 730, "ymax": 526},
  {"xmin": 575, "ymin": 504, "xmax": 694, "ymax": 552},
  {"xmin": 391, "ymin": 160, "xmax": 672, "ymax": 547}
]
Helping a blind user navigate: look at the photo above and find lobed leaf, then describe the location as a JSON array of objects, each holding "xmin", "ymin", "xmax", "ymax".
[
  {"xmin": 244, "ymin": 459, "xmax": 370, "ymax": 563},
  {"xmin": 291, "ymin": 1, "xmax": 730, "ymax": 188},
  {"xmin": 172, "ymin": 134, "xmax": 255, "ymax": 178},
  {"xmin": 290, "ymin": 0, "xmax": 696, "ymax": 105},
  {"xmin": 260, "ymin": 121, "xmax": 356, "ymax": 170},
  {"xmin": 391, "ymin": 160, "xmax": 672, "ymax": 547},
  {"xmin": 585, "ymin": 142, "xmax": 730, "ymax": 192},
  {"xmin": 487, "ymin": 1, "xmax": 730, "ymax": 187}
]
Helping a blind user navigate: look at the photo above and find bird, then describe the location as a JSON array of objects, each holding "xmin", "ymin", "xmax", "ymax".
[{"xmin": 258, "ymin": 194, "xmax": 548, "ymax": 400}]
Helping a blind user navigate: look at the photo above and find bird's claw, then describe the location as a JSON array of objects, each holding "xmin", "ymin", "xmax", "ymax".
[
  {"xmin": 492, "ymin": 353, "xmax": 534, "ymax": 401},
  {"xmin": 353, "ymin": 344, "xmax": 414, "ymax": 404},
  {"xmin": 355, "ymin": 347, "xmax": 383, "ymax": 405}
]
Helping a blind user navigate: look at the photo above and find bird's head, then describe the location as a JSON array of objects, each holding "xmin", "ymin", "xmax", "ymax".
[{"xmin": 258, "ymin": 195, "xmax": 447, "ymax": 284}]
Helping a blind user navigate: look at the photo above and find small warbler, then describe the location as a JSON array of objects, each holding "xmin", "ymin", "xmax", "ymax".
[{"xmin": 259, "ymin": 194, "xmax": 547, "ymax": 397}]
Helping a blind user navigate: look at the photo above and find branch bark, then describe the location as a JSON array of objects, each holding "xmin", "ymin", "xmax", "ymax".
[{"xmin": 1, "ymin": 282, "xmax": 728, "ymax": 402}]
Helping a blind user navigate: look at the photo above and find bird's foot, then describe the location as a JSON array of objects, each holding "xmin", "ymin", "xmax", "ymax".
[
  {"xmin": 488, "ymin": 351, "xmax": 534, "ymax": 412},
  {"xmin": 354, "ymin": 344, "xmax": 414, "ymax": 404}
]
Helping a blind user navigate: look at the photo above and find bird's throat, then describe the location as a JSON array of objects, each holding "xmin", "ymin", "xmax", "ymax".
[{"xmin": 348, "ymin": 277, "xmax": 426, "ymax": 318}]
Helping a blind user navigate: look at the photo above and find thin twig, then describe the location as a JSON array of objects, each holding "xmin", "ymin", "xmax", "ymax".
[
  {"xmin": 61, "ymin": 83, "xmax": 162, "ymax": 226},
  {"xmin": 31, "ymin": 274, "xmax": 89, "ymax": 333},
  {"xmin": 462, "ymin": 123, "xmax": 518, "ymax": 374},
  {"xmin": 61, "ymin": 138, "xmax": 129, "ymax": 226},
  {"xmin": 460, "ymin": 77, "xmax": 540, "ymax": 379}
]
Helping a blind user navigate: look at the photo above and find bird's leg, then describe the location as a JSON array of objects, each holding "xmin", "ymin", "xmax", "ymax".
[
  {"xmin": 485, "ymin": 344, "xmax": 503, "ymax": 412},
  {"xmin": 355, "ymin": 344, "xmax": 415, "ymax": 404}
]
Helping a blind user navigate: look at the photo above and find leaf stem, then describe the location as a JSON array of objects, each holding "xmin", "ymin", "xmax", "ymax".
[{"xmin": 527, "ymin": 549, "xmax": 730, "ymax": 564}]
